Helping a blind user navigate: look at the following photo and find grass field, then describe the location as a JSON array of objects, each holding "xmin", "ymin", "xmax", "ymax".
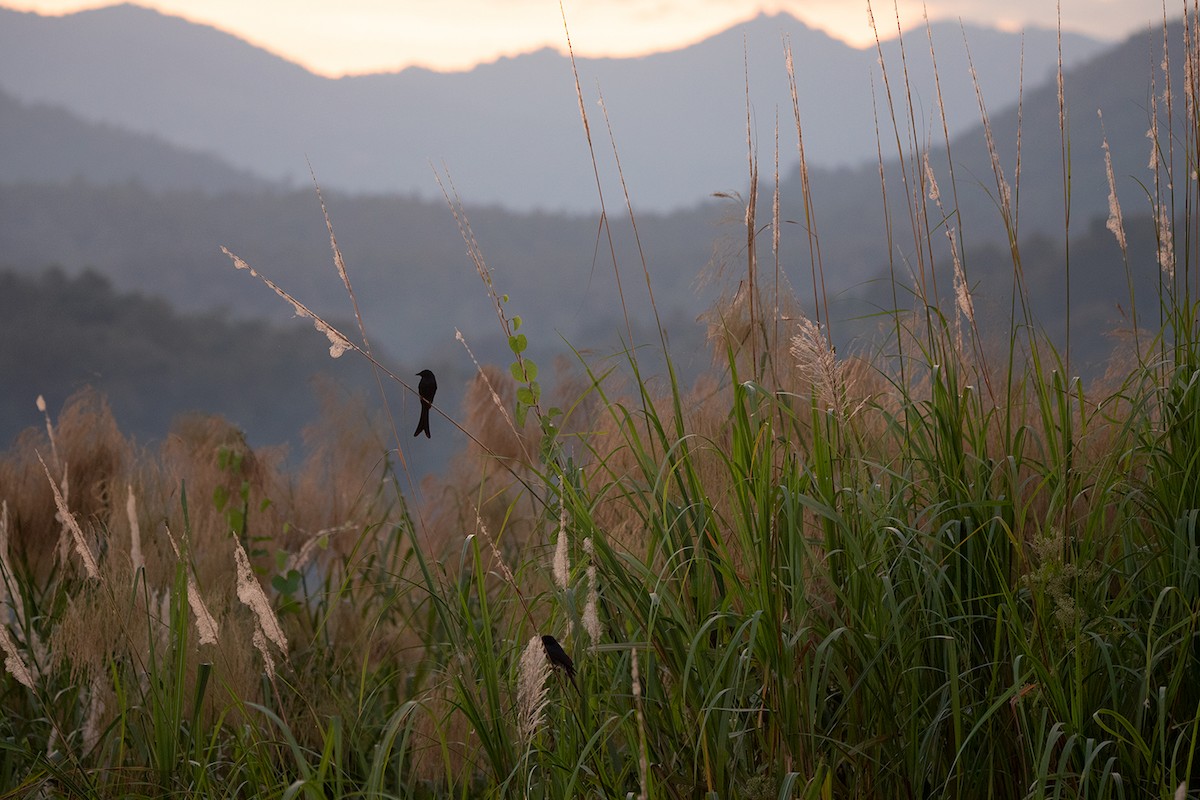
[{"xmin": 2, "ymin": 9, "xmax": 1200, "ymax": 799}]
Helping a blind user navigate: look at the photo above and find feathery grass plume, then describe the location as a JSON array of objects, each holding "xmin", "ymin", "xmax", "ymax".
[
  {"xmin": 164, "ymin": 525, "xmax": 219, "ymax": 647},
  {"xmin": 517, "ymin": 635, "xmax": 551, "ymax": 743},
  {"xmin": 552, "ymin": 503, "xmax": 569, "ymax": 590},
  {"xmin": 1099, "ymin": 113, "xmax": 1127, "ymax": 252},
  {"xmin": 923, "ymin": 151, "xmax": 940, "ymax": 203},
  {"xmin": 36, "ymin": 394, "xmax": 59, "ymax": 467},
  {"xmin": 582, "ymin": 537, "xmax": 600, "ymax": 643},
  {"xmin": 436, "ymin": 175, "xmax": 539, "ymax": 416},
  {"xmin": 184, "ymin": 575, "xmax": 218, "ymax": 642},
  {"xmin": 54, "ymin": 470, "xmax": 71, "ymax": 565},
  {"xmin": 790, "ymin": 315, "xmax": 843, "ymax": 414},
  {"xmin": 284, "ymin": 525, "xmax": 348, "ymax": 575},
  {"xmin": 474, "ymin": 512, "xmax": 519, "ymax": 589},
  {"xmin": 923, "ymin": 151, "xmax": 975, "ymax": 334},
  {"xmin": 1156, "ymin": 203, "xmax": 1176, "ymax": 279},
  {"xmin": 221, "ymin": 246, "xmax": 352, "ymax": 358},
  {"xmin": 0, "ymin": 621, "xmax": 34, "ymax": 689},
  {"xmin": 251, "ymin": 628, "xmax": 277, "ymax": 681},
  {"xmin": 1057, "ymin": 19, "xmax": 1066, "ymax": 136},
  {"xmin": 950, "ymin": 231, "xmax": 975, "ymax": 327},
  {"xmin": 963, "ymin": 48, "xmax": 1013, "ymax": 218},
  {"xmin": 126, "ymin": 485, "xmax": 143, "ymax": 574},
  {"xmin": 37, "ymin": 453, "xmax": 99, "ymax": 580},
  {"xmin": 233, "ymin": 538, "xmax": 288, "ymax": 656}
]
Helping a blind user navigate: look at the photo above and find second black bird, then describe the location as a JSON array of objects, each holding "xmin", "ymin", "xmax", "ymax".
[
  {"xmin": 541, "ymin": 634, "xmax": 575, "ymax": 680},
  {"xmin": 413, "ymin": 369, "xmax": 437, "ymax": 438}
]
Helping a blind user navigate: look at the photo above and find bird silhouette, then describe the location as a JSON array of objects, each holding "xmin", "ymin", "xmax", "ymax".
[
  {"xmin": 413, "ymin": 369, "xmax": 437, "ymax": 438},
  {"xmin": 541, "ymin": 633, "xmax": 577, "ymax": 690}
]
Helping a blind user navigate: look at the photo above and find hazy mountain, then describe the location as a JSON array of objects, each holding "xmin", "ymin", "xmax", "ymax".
[
  {"xmin": 0, "ymin": 181, "xmax": 720, "ymax": 374},
  {"xmin": 0, "ymin": 15, "xmax": 1179, "ymax": 459},
  {"xmin": 0, "ymin": 20, "xmax": 1173, "ymax": 352},
  {"xmin": 0, "ymin": 87, "xmax": 271, "ymax": 191},
  {"xmin": 0, "ymin": 3, "xmax": 1106, "ymax": 212},
  {"xmin": 0, "ymin": 180, "xmax": 722, "ymax": 459}
]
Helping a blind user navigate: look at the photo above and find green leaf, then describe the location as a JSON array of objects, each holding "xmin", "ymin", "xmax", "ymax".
[
  {"xmin": 510, "ymin": 362, "xmax": 525, "ymax": 383},
  {"xmin": 517, "ymin": 387, "xmax": 535, "ymax": 406},
  {"xmin": 512, "ymin": 316, "xmax": 522, "ymax": 331},
  {"xmin": 524, "ymin": 359, "xmax": 538, "ymax": 382},
  {"xmin": 515, "ymin": 402, "xmax": 528, "ymax": 428},
  {"xmin": 508, "ymin": 334, "xmax": 528, "ymax": 355},
  {"xmin": 271, "ymin": 570, "xmax": 303, "ymax": 596}
]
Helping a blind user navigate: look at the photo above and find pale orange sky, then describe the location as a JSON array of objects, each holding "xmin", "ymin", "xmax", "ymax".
[{"xmin": 2, "ymin": 0, "xmax": 1167, "ymax": 77}]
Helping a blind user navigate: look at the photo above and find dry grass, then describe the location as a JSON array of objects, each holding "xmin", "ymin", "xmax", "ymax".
[{"xmin": 0, "ymin": 383, "xmax": 417, "ymax": 728}]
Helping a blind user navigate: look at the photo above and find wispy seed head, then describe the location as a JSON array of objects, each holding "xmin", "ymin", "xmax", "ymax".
[{"xmin": 517, "ymin": 635, "xmax": 551, "ymax": 743}]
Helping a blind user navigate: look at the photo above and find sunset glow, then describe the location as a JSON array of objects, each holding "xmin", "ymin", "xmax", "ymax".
[{"xmin": 1, "ymin": 0, "xmax": 1167, "ymax": 77}]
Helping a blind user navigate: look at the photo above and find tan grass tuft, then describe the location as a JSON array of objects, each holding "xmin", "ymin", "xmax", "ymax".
[
  {"xmin": 790, "ymin": 315, "xmax": 843, "ymax": 414},
  {"xmin": 0, "ymin": 622, "xmax": 34, "ymax": 690},
  {"xmin": 950, "ymin": 231, "xmax": 976, "ymax": 330},
  {"xmin": 36, "ymin": 394, "xmax": 58, "ymax": 467},
  {"xmin": 1156, "ymin": 203, "xmax": 1175, "ymax": 279},
  {"xmin": 37, "ymin": 454, "xmax": 99, "ymax": 580},
  {"xmin": 1099, "ymin": 113, "xmax": 1127, "ymax": 252},
  {"xmin": 164, "ymin": 525, "xmax": 219, "ymax": 647},
  {"xmin": 126, "ymin": 485, "xmax": 143, "ymax": 574},
  {"xmin": 233, "ymin": 538, "xmax": 288, "ymax": 658},
  {"xmin": 251, "ymin": 628, "xmax": 277, "ymax": 681},
  {"xmin": 582, "ymin": 537, "xmax": 600, "ymax": 644},
  {"xmin": 552, "ymin": 504, "xmax": 570, "ymax": 590},
  {"xmin": 923, "ymin": 152, "xmax": 941, "ymax": 203},
  {"xmin": 1, "ymin": 390, "xmax": 128, "ymax": 577},
  {"xmin": 517, "ymin": 635, "xmax": 551, "ymax": 743},
  {"xmin": 222, "ymin": 246, "xmax": 352, "ymax": 358}
]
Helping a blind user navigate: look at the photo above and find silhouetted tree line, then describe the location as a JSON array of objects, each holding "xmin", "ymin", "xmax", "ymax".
[{"xmin": 0, "ymin": 266, "xmax": 377, "ymax": 451}]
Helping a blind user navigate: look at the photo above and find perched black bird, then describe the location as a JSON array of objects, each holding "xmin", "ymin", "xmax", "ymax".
[
  {"xmin": 413, "ymin": 369, "xmax": 437, "ymax": 438},
  {"xmin": 541, "ymin": 634, "xmax": 576, "ymax": 682}
]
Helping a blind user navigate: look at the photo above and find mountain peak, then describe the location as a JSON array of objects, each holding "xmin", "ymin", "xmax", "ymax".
[{"xmin": 0, "ymin": 1, "xmax": 1112, "ymax": 211}]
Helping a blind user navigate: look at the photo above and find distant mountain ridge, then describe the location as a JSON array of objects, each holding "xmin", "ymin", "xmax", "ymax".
[
  {"xmin": 0, "ymin": 18, "xmax": 1181, "ymax": 450},
  {"xmin": 0, "ymin": 3, "xmax": 1106, "ymax": 211},
  {"xmin": 0, "ymin": 88, "xmax": 271, "ymax": 192}
]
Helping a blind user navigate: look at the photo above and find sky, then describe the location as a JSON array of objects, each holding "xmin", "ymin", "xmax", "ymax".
[{"xmin": 3, "ymin": 0, "xmax": 1171, "ymax": 77}]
